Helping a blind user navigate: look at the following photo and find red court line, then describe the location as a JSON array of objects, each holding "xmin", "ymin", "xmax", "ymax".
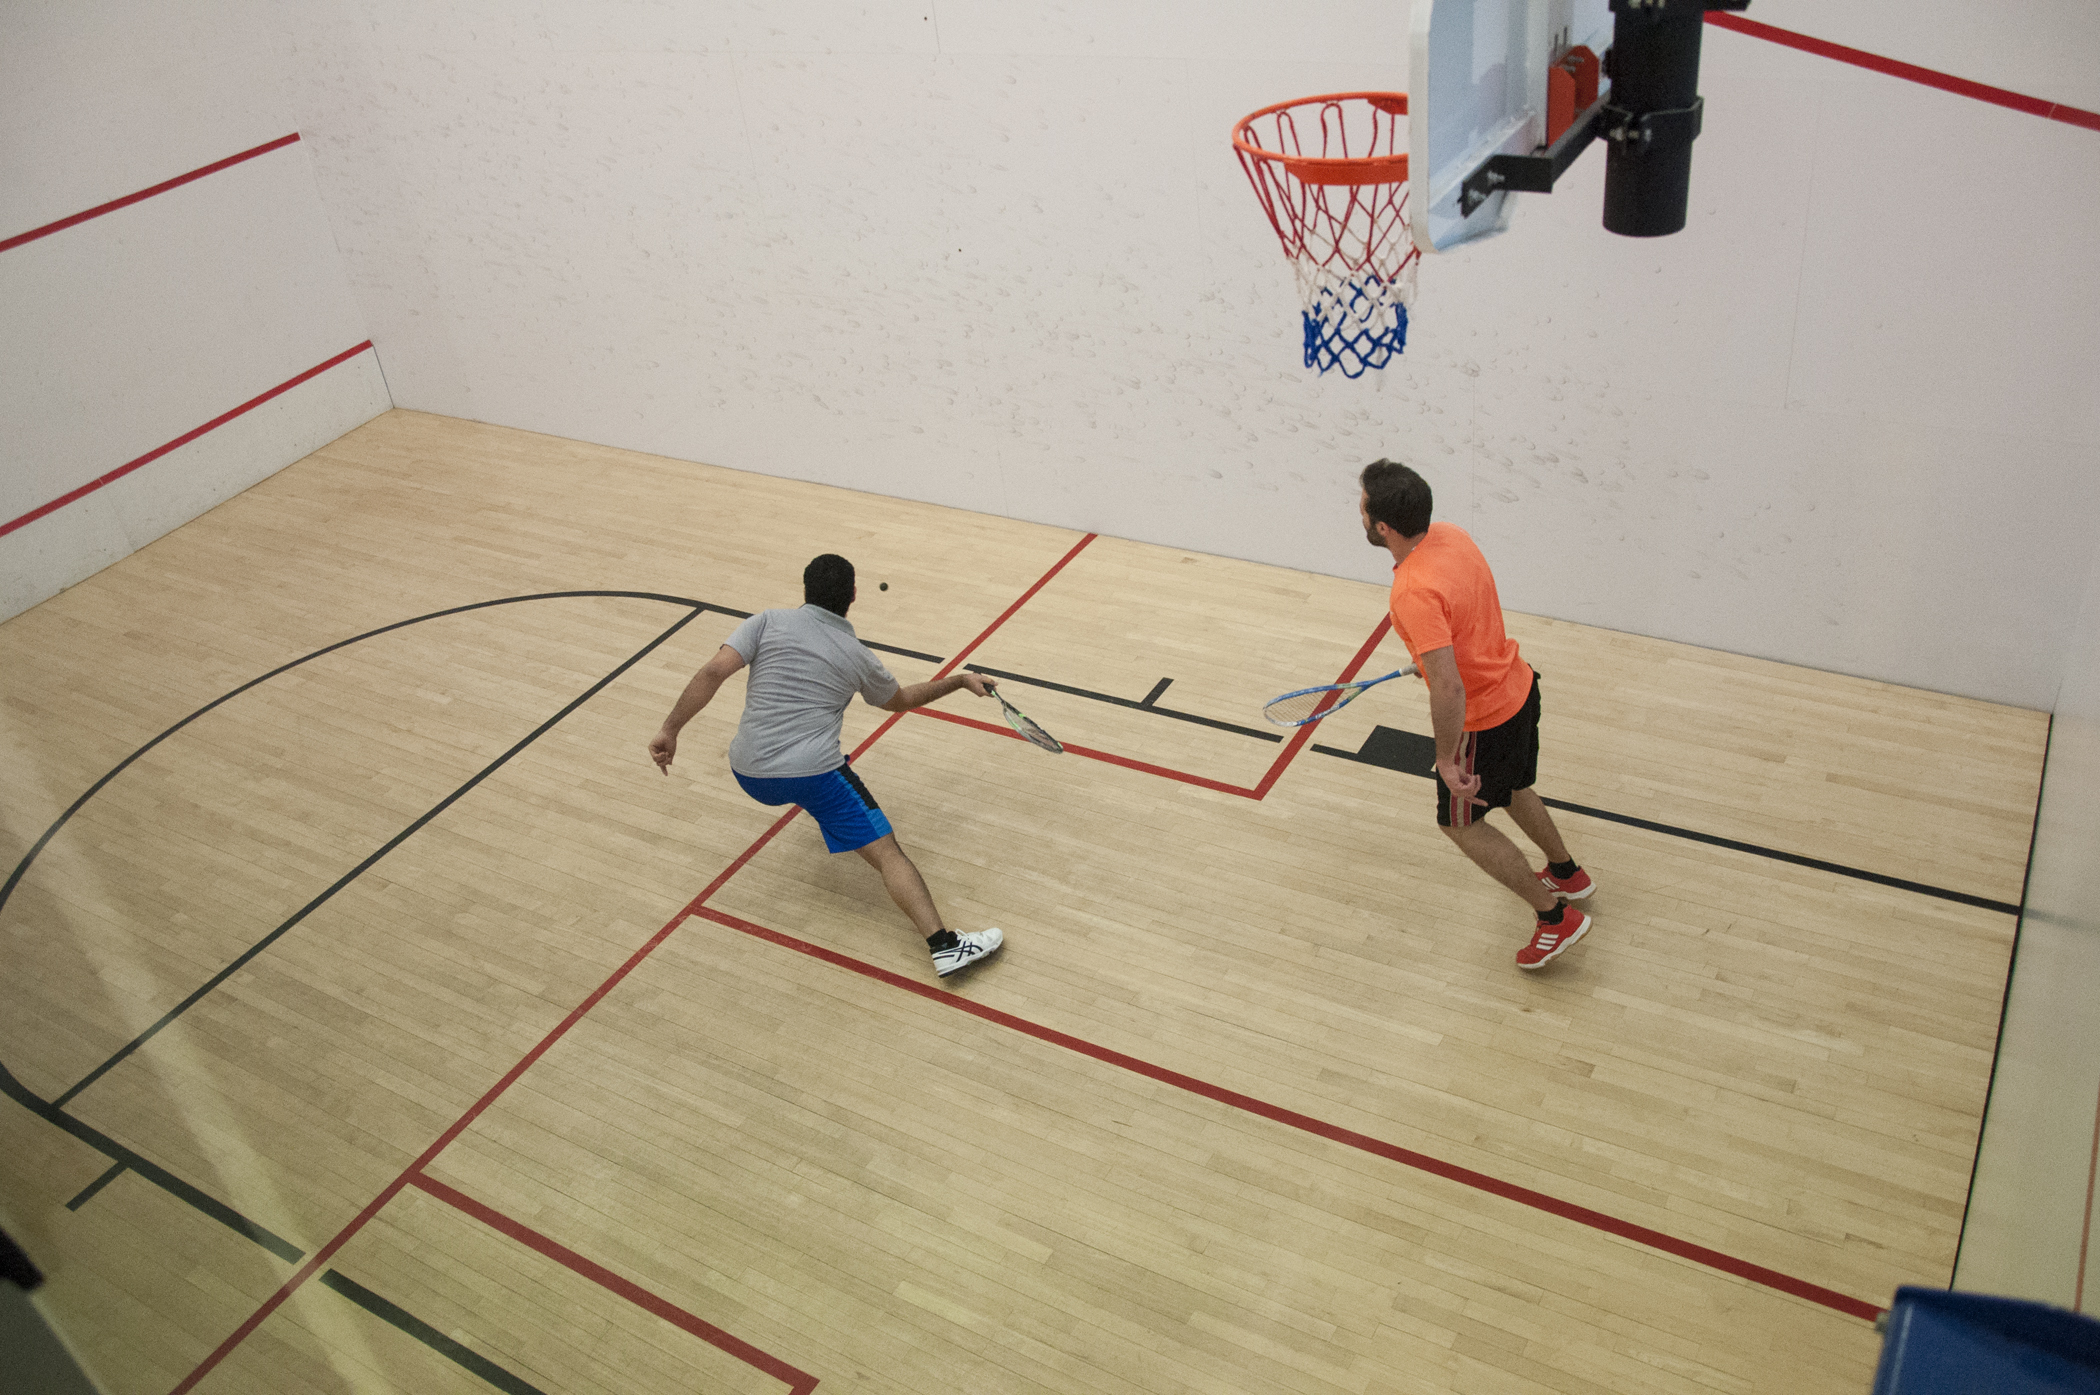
[
  {"xmin": 409, "ymin": 1174, "xmax": 819, "ymax": 1394},
  {"xmin": 167, "ymin": 534, "xmax": 1096, "ymax": 1395},
  {"xmin": 914, "ymin": 614, "xmax": 1394, "ymax": 802},
  {"xmin": 914, "ymin": 707, "xmax": 1258, "ymax": 797},
  {"xmin": 1, "ymin": 340, "xmax": 376, "ymax": 541},
  {"xmin": 1253, "ymin": 617, "xmax": 1392, "ymax": 800},
  {"xmin": 1706, "ymin": 13, "xmax": 2100, "ymax": 132},
  {"xmin": 926, "ymin": 534, "xmax": 1096, "ymax": 681},
  {"xmin": 694, "ymin": 901, "xmax": 1885, "ymax": 1326},
  {"xmin": 0, "ymin": 133, "xmax": 303, "ymax": 254}
]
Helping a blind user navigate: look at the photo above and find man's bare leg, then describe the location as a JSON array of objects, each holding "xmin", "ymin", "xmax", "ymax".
[
  {"xmin": 1443, "ymin": 818, "xmax": 1560, "ymax": 913},
  {"xmin": 854, "ymin": 833, "xmax": 944, "ymax": 937},
  {"xmin": 1504, "ymin": 788, "xmax": 1571, "ymax": 865}
]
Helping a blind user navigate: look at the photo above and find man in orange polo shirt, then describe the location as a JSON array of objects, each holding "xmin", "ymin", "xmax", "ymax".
[{"xmin": 1358, "ymin": 459, "xmax": 1595, "ymax": 969}]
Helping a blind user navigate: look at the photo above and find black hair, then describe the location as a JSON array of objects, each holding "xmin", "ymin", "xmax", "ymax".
[
  {"xmin": 1359, "ymin": 458, "xmax": 1433, "ymax": 537},
  {"xmin": 803, "ymin": 554, "xmax": 856, "ymax": 616}
]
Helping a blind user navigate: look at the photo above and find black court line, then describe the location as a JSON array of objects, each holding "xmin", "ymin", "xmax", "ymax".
[
  {"xmin": 963, "ymin": 663, "xmax": 1285, "ymax": 743},
  {"xmin": 0, "ymin": 1058, "xmax": 302, "ymax": 1260},
  {"xmin": 64, "ymin": 1160, "xmax": 126, "ymax": 1211},
  {"xmin": 321, "ymin": 1270, "xmax": 548, "ymax": 1395},
  {"xmin": 0, "ymin": 587, "xmax": 2023, "ymax": 1279},
  {"xmin": 865, "ymin": 639, "xmax": 945, "ymax": 663},
  {"xmin": 1317, "ymin": 727, "xmax": 2022, "ymax": 917},
  {"xmin": 0, "ymin": 592, "xmax": 730, "ymax": 1257},
  {"xmin": 53, "ymin": 604, "xmax": 706, "ymax": 1107}
]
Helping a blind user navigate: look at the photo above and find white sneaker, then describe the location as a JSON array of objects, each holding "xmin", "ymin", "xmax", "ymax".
[{"xmin": 932, "ymin": 927, "xmax": 1003, "ymax": 977}]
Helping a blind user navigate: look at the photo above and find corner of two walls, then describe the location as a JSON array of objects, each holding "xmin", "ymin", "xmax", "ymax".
[
  {"xmin": 1956, "ymin": 535, "xmax": 2100, "ymax": 1309},
  {"xmin": 0, "ymin": 9, "xmax": 389, "ymax": 627}
]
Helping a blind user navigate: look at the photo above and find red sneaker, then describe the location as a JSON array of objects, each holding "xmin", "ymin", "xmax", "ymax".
[
  {"xmin": 1517, "ymin": 906, "xmax": 1590, "ymax": 970},
  {"xmin": 1536, "ymin": 864, "xmax": 1594, "ymax": 901}
]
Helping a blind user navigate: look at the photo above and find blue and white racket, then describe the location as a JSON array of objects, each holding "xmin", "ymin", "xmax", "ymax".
[{"xmin": 1261, "ymin": 664, "xmax": 1418, "ymax": 727}]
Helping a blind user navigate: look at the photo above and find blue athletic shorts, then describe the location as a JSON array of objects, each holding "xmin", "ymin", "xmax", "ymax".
[{"xmin": 733, "ymin": 762, "xmax": 893, "ymax": 854}]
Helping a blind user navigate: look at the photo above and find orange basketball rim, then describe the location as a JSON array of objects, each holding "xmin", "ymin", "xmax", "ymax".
[{"xmin": 1232, "ymin": 91, "xmax": 1418, "ymax": 378}]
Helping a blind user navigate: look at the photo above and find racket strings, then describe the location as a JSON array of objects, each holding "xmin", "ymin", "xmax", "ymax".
[
  {"xmin": 1007, "ymin": 712, "xmax": 1063, "ymax": 753},
  {"xmin": 1263, "ymin": 683, "xmax": 1361, "ymax": 726},
  {"xmin": 994, "ymin": 695, "xmax": 1064, "ymax": 753}
]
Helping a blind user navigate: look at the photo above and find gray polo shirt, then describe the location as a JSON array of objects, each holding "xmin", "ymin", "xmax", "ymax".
[{"xmin": 723, "ymin": 605, "xmax": 901, "ymax": 778}]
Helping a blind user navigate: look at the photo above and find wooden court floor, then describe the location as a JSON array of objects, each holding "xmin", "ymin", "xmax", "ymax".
[{"xmin": 0, "ymin": 410, "xmax": 2048, "ymax": 1394}]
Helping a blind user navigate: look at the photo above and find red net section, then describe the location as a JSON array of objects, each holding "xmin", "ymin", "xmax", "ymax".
[{"xmin": 1233, "ymin": 93, "xmax": 1419, "ymax": 377}]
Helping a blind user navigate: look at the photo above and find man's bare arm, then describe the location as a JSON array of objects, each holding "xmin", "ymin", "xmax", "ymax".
[
  {"xmin": 879, "ymin": 671, "xmax": 995, "ymax": 713},
  {"xmin": 1418, "ymin": 645, "xmax": 1482, "ymax": 807},
  {"xmin": 648, "ymin": 645, "xmax": 747, "ymax": 773}
]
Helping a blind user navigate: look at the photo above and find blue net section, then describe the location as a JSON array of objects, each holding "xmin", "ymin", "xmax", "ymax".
[{"xmin": 1301, "ymin": 272, "xmax": 1410, "ymax": 378}]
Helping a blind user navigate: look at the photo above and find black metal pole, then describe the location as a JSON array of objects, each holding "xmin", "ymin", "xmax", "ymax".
[{"xmin": 1602, "ymin": 3, "xmax": 1707, "ymax": 237}]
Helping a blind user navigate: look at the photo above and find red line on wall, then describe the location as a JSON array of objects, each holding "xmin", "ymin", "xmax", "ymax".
[
  {"xmin": 0, "ymin": 341, "xmax": 375, "ymax": 542},
  {"xmin": 1706, "ymin": 13, "xmax": 2100, "ymax": 132},
  {"xmin": 408, "ymin": 1174, "xmax": 819, "ymax": 1394},
  {"xmin": 0, "ymin": 133, "xmax": 303, "ymax": 255},
  {"xmin": 166, "ymin": 538, "xmax": 1093, "ymax": 1395},
  {"xmin": 694, "ymin": 903, "xmax": 1882, "ymax": 1325}
]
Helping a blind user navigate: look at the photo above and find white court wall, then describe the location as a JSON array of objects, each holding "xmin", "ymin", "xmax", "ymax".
[
  {"xmin": 0, "ymin": 4, "xmax": 390, "ymax": 625},
  {"xmin": 1957, "ymin": 532, "xmax": 2100, "ymax": 1309},
  {"xmin": 250, "ymin": 0, "xmax": 2100, "ymax": 709}
]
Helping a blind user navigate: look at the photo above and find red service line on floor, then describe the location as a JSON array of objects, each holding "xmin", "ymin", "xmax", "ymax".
[
  {"xmin": 916, "ymin": 707, "xmax": 1259, "ymax": 797},
  {"xmin": 914, "ymin": 615, "xmax": 1394, "ymax": 801},
  {"xmin": 408, "ymin": 1173, "xmax": 819, "ymax": 1395},
  {"xmin": 1, "ymin": 340, "xmax": 376, "ymax": 540},
  {"xmin": 0, "ymin": 133, "xmax": 303, "ymax": 254},
  {"xmin": 693, "ymin": 903, "xmax": 1883, "ymax": 1326},
  {"xmin": 166, "ymin": 534, "xmax": 1097, "ymax": 1395},
  {"xmin": 1707, "ymin": 12, "xmax": 2100, "ymax": 132}
]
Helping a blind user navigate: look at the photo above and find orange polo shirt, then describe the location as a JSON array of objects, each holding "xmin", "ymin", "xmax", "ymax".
[{"xmin": 1387, "ymin": 522, "xmax": 1533, "ymax": 731}]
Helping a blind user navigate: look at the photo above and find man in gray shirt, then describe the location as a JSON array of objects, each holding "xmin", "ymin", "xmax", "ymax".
[{"xmin": 649, "ymin": 554, "xmax": 1004, "ymax": 977}]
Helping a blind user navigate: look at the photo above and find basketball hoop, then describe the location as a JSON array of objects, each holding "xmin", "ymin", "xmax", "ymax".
[{"xmin": 1232, "ymin": 92, "xmax": 1418, "ymax": 378}]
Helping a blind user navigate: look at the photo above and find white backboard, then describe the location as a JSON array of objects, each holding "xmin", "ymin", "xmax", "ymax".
[{"xmin": 1409, "ymin": 0, "xmax": 1613, "ymax": 252}]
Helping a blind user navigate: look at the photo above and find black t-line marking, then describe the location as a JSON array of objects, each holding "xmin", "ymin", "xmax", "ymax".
[
  {"xmin": 321, "ymin": 1271, "xmax": 548, "ymax": 1395},
  {"xmin": 0, "ymin": 1058, "xmax": 302, "ymax": 1260},
  {"xmin": 50, "ymin": 604, "xmax": 705, "ymax": 1109},
  {"xmin": 65, "ymin": 1159, "xmax": 126, "ymax": 1211},
  {"xmin": 1316, "ymin": 727, "xmax": 2021, "ymax": 917},
  {"xmin": 864, "ymin": 640, "xmax": 945, "ymax": 663},
  {"xmin": 964, "ymin": 664, "xmax": 1284, "ymax": 743},
  {"xmin": 1140, "ymin": 678, "xmax": 1173, "ymax": 707}
]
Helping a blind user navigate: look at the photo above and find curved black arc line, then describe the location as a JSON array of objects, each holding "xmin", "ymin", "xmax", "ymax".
[
  {"xmin": 0, "ymin": 590, "xmax": 734, "ymax": 926},
  {"xmin": 52, "ymin": 605, "xmax": 705, "ymax": 1107},
  {"xmin": 0, "ymin": 592, "xmax": 719, "ymax": 1256}
]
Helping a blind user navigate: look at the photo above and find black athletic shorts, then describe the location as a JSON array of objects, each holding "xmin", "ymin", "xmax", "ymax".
[{"xmin": 1437, "ymin": 673, "xmax": 1542, "ymax": 829}]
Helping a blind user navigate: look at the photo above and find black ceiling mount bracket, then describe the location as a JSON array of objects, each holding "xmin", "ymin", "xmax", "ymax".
[
  {"xmin": 1599, "ymin": 95, "xmax": 1703, "ymax": 156},
  {"xmin": 1457, "ymin": 92, "xmax": 1613, "ymax": 218},
  {"xmin": 1610, "ymin": 0, "xmax": 1749, "ymax": 14}
]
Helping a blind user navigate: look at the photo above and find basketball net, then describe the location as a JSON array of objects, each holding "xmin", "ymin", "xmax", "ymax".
[{"xmin": 1233, "ymin": 93, "xmax": 1418, "ymax": 378}]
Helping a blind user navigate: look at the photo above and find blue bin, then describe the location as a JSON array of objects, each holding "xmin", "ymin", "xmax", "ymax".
[{"xmin": 1874, "ymin": 1286, "xmax": 2100, "ymax": 1394}]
